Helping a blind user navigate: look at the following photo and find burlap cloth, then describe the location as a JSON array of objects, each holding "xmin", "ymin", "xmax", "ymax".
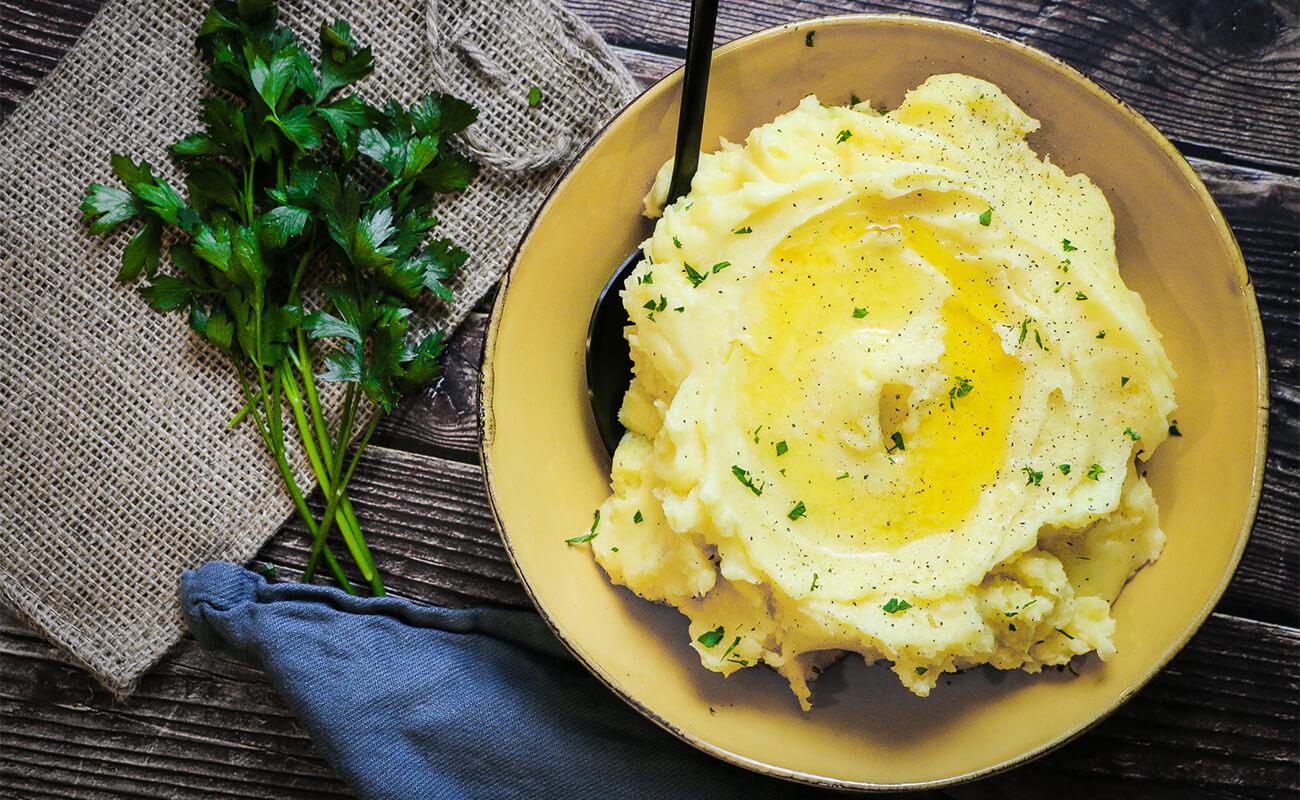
[{"xmin": 0, "ymin": 0, "xmax": 639, "ymax": 693}]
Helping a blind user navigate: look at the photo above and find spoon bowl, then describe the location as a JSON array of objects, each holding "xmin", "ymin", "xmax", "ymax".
[{"xmin": 584, "ymin": 0, "xmax": 717, "ymax": 456}]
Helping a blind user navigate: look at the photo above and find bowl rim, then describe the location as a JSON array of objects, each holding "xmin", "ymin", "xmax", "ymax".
[{"xmin": 478, "ymin": 13, "xmax": 1269, "ymax": 792}]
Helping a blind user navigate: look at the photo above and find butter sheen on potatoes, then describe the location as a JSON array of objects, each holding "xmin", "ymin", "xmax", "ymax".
[{"xmin": 590, "ymin": 74, "xmax": 1176, "ymax": 706}]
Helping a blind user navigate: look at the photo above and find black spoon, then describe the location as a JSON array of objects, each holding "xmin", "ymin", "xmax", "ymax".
[{"xmin": 586, "ymin": 0, "xmax": 718, "ymax": 456}]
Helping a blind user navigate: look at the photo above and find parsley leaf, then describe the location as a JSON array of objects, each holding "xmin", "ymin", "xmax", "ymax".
[
  {"xmin": 1087, "ymin": 463, "xmax": 1105, "ymax": 480},
  {"xmin": 565, "ymin": 510, "xmax": 600, "ymax": 545},
  {"xmin": 787, "ymin": 500, "xmax": 807, "ymax": 521},
  {"xmin": 836, "ymin": 129, "xmax": 852, "ymax": 143},
  {"xmin": 697, "ymin": 626, "xmax": 725, "ymax": 647},
  {"xmin": 1022, "ymin": 466, "xmax": 1044, "ymax": 486},
  {"xmin": 527, "ymin": 85, "xmax": 543, "ymax": 108},
  {"xmin": 853, "ymin": 307, "xmax": 869, "ymax": 318},
  {"xmin": 882, "ymin": 597, "xmax": 912, "ymax": 614},
  {"xmin": 978, "ymin": 208, "xmax": 992, "ymax": 226},
  {"xmin": 731, "ymin": 465, "xmax": 764, "ymax": 496},
  {"xmin": 948, "ymin": 375, "xmax": 973, "ymax": 408},
  {"xmin": 1062, "ymin": 238, "xmax": 1078, "ymax": 252},
  {"xmin": 886, "ymin": 431, "xmax": 906, "ymax": 453},
  {"xmin": 775, "ymin": 440, "xmax": 788, "ymax": 456},
  {"xmin": 683, "ymin": 263, "xmax": 708, "ymax": 287}
]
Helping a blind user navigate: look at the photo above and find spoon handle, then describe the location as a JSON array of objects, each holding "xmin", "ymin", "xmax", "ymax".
[{"xmin": 666, "ymin": 0, "xmax": 719, "ymax": 202}]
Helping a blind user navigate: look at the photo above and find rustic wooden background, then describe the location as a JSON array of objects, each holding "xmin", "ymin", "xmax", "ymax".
[{"xmin": 2, "ymin": 0, "xmax": 1297, "ymax": 797}]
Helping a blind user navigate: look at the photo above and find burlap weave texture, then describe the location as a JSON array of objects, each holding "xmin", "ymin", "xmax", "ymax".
[{"xmin": 0, "ymin": 0, "xmax": 638, "ymax": 692}]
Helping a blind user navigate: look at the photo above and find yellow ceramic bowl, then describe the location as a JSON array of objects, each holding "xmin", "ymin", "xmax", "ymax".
[{"xmin": 480, "ymin": 15, "xmax": 1268, "ymax": 791}]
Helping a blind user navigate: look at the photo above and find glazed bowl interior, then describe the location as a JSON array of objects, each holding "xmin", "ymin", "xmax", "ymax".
[{"xmin": 480, "ymin": 15, "xmax": 1266, "ymax": 791}]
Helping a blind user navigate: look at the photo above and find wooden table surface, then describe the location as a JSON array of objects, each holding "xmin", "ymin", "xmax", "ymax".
[{"xmin": 2, "ymin": 1, "xmax": 1297, "ymax": 797}]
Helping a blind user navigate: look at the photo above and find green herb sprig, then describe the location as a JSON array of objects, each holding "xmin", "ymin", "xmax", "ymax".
[{"xmin": 81, "ymin": 0, "xmax": 480, "ymax": 595}]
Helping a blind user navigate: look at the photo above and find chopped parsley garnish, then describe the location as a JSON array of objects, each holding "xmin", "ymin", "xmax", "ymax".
[
  {"xmin": 978, "ymin": 208, "xmax": 992, "ymax": 226},
  {"xmin": 836, "ymin": 129, "xmax": 853, "ymax": 144},
  {"xmin": 1034, "ymin": 329, "xmax": 1047, "ymax": 351},
  {"xmin": 810, "ymin": 573, "xmax": 819, "ymax": 591},
  {"xmin": 915, "ymin": 666, "xmax": 928, "ymax": 676},
  {"xmin": 1018, "ymin": 318, "xmax": 1030, "ymax": 345},
  {"xmin": 1096, "ymin": 330, "xmax": 1106, "ymax": 339},
  {"xmin": 1006, "ymin": 599, "xmax": 1038, "ymax": 617},
  {"xmin": 727, "ymin": 657, "xmax": 750, "ymax": 666},
  {"xmin": 1008, "ymin": 623, "xmax": 1017, "ymax": 631},
  {"xmin": 1060, "ymin": 258, "xmax": 1071, "ymax": 272},
  {"xmin": 882, "ymin": 597, "xmax": 912, "ymax": 614},
  {"xmin": 1058, "ymin": 463, "xmax": 1071, "ymax": 475},
  {"xmin": 787, "ymin": 500, "xmax": 807, "ymax": 521},
  {"xmin": 1056, "ymin": 627, "xmax": 1075, "ymax": 640},
  {"xmin": 637, "ymin": 271, "xmax": 654, "ymax": 285},
  {"xmin": 1062, "ymin": 238, "xmax": 1078, "ymax": 252},
  {"xmin": 1121, "ymin": 376, "xmax": 1130, "ymax": 387},
  {"xmin": 711, "ymin": 261, "xmax": 730, "ymax": 273},
  {"xmin": 1169, "ymin": 420, "xmax": 1182, "ymax": 436},
  {"xmin": 721, "ymin": 636, "xmax": 742, "ymax": 659},
  {"xmin": 1075, "ymin": 291, "xmax": 1088, "ymax": 300},
  {"xmin": 948, "ymin": 375, "xmax": 974, "ymax": 408},
  {"xmin": 805, "ymin": 30, "xmax": 815, "ymax": 47},
  {"xmin": 853, "ymin": 306, "xmax": 869, "ymax": 318},
  {"xmin": 731, "ymin": 465, "xmax": 763, "ymax": 496},
  {"xmin": 674, "ymin": 306, "xmax": 685, "ymax": 313},
  {"xmin": 733, "ymin": 226, "xmax": 752, "ymax": 235},
  {"xmin": 752, "ymin": 424, "xmax": 762, "ymax": 443},
  {"xmin": 1087, "ymin": 463, "xmax": 1105, "ymax": 480},
  {"xmin": 836, "ymin": 471, "xmax": 850, "ymax": 480},
  {"xmin": 1022, "ymin": 466, "xmax": 1044, "ymax": 486},
  {"xmin": 850, "ymin": 92, "xmax": 862, "ymax": 106},
  {"xmin": 565, "ymin": 510, "xmax": 600, "ymax": 544},
  {"xmin": 1053, "ymin": 282, "xmax": 1065, "ymax": 294},
  {"xmin": 775, "ymin": 440, "xmax": 788, "ymax": 456},
  {"xmin": 683, "ymin": 263, "xmax": 707, "ymax": 287},
  {"xmin": 633, "ymin": 510, "xmax": 644, "ymax": 524},
  {"xmin": 527, "ymin": 85, "xmax": 543, "ymax": 107},
  {"xmin": 697, "ymin": 626, "xmax": 725, "ymax": 647},
  {"xmin": 672, "ymin": 235, "xmax": 682, "ymax": 249},
  {"xmin": 887, "ymin": 431, "xmax": 906, "ymax": 453},
  {"xmin": 642, "ymin": 295, "xmax": 666, "ymax": 317},
  {"xmin": 1123, "ymin": 427, "xmax": 1142, "ymax": 441}
]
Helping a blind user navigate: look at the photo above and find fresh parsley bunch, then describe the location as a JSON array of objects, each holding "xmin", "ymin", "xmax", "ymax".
[{"xmin": 81, "ymin": 0, "xmax": 480, "ymax": 595}]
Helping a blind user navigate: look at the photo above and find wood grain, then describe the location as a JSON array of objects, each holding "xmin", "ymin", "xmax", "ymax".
[
  {"xmin": 0, "ymin": 0, "xmax": 1297, "ymax": 798},
  {"xmin": 573, "ymin": 0, "xmax": 1300, "ymax": 173}
]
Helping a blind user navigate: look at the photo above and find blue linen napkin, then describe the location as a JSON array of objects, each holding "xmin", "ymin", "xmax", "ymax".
[{"xmin": 181, "ymin": 562, "xmax": 832, "ymax": 800}]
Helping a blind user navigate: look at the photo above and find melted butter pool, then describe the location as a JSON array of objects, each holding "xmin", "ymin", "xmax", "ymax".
[{"xmin": 737, "ymin": 198, "xmax": 1023, "ymax": 552}]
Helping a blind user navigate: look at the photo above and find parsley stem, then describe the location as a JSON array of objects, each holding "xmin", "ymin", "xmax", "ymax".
[
  {"xmin": 294, "ymin": 332, "xmax": 335, "ymax": 468},
  {"xmin": 236, "ymin": 363, "xmax": 355, "ymax": 594},
  {"xmin": 290, "ymin": 333, "xmax": 376, "ymax": 591},
  {"xmin": 282, "ymin": 369, "xmax": 380, "ymax": 590},
  {"xmin": 303, "ymin": 412, "xmax": 379, "ymax": 583},
  {"xmin": 228, "ymin": 397, "xmax": 254, "ymax": 429},
  {"xmin": 280, "ymin": 369, "xmax": 332, "ymax": 502}
]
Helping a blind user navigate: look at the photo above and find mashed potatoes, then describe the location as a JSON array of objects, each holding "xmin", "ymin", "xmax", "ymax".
[{"xmin": 589, "ymin": 74, "xmax": 1175, "ymax": 706}]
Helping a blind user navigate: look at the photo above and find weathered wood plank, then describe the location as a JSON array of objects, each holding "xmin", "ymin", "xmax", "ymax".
[
  {"xmin": 573, "ymin": 0, "xmax": 1300, "ymax": 173},
  {"xmin": 0, "ymin": 0, "xmax": 97, "ymax": 114},
  {"xmin": 3, "ymin": 601, "xmax": 1296, "ymax": 799}
]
